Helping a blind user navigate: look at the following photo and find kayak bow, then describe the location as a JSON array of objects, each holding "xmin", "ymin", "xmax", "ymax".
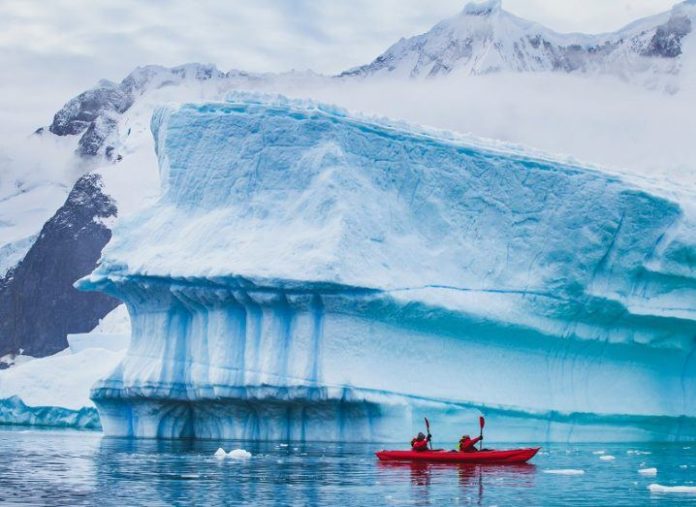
[{"xmin": 375, "ymin": 447, "xmax": 540, "ymax": 464}]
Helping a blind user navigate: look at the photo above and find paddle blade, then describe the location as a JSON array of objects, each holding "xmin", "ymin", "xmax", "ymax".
[
  {"xmin": 479, "ymin": 416, "xmax": 485, "ymax": 430},
  {"xmin": 424, "ymin": 417, "xmax": 430, "ymax": 433}
]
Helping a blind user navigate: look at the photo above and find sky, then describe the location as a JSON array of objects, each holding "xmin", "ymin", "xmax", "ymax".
[{"xmin": 0, "ymin": 0, "xmax": 679, "ymax": 130}]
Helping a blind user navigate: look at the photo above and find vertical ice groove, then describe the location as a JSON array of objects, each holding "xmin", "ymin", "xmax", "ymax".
[
  {"xmin": 309, "ymin": 293, "xmax": 324, "ymax": 384},
  {"xmin": 76, "ymin": 94, "xmax": 696, "ymax": 441}
]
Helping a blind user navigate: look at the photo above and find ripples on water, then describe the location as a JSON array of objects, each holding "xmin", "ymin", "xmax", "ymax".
[{"xmin": 0, "ymin": 428, "xmax": 694, "ymax": 506}]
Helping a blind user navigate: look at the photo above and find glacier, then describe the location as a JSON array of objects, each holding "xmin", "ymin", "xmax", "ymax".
[{"xmin": 77, "ymin": 94, "xmax": 696, "ymax": 442}]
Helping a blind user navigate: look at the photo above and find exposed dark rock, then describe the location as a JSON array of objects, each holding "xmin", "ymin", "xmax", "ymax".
[
  {"xmin": 77, "ymin": 116, "xmax": 118, "ymax": 157},
  {"xmin": 0, "ymin": 174, "xmax": 120, "ymax": 358},
  {"xmin": 48, "ymin": 86, "xmax": 132, "ymax": 137},
  {"xmin": 45, "ymin": 63, "xmax": 227, "ymax": 159},
  {"xmin": 642, "ymin": 15, "xmax": 692, "ymax": 58}
]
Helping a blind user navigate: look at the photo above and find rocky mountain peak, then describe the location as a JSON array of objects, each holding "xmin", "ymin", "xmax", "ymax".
[{"xmin": 462, "ymin": 0, "xmax": 502, "ymax": 17}]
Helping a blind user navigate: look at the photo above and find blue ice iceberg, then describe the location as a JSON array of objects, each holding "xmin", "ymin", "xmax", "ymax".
[{"xmin": 78, "ymin": 94, "xmax": 696, "ymax": 441}]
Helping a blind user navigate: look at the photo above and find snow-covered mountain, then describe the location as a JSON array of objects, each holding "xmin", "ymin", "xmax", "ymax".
[
  {"xmin": 342, "ymin": 0, "xmax": 695, "ymax": 90},
  {"xmin": 2, "ymin": 0, "xmax": 696, "ymax": 364}
]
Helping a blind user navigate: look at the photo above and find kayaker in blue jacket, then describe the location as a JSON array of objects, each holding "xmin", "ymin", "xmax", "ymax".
[{"xmin": 458, "ymin": 434, "xmax": 482, "ymax": 452}]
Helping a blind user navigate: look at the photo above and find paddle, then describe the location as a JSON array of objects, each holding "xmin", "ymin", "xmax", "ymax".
[
  {"xmin": 425, "ymin": 417, "xmax": 432, "ymax": 449},
  {"xmin": 479, "ymin": 416, "xmax": 485, "ymax": 451}
]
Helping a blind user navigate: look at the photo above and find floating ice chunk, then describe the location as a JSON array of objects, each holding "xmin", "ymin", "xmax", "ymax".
[
  {"xmin": 543, "ymin": 469, "xmax": 585, "ymax": 475},
  {"xmin": 599, "ymin": 455, "xmax": 615, "ymax": 461},
  {"xmin": 679, "ymin": 465, "xmax": 689, "ymax": 469},
  {"xmin": 214, "ymin": 448, "xmax": 227, "ymax": 459},
  {"xmin": 638, "ymin": 468, "xmax": 657, "ymax": 476},
  {"xmin": 648, "ymin": 484, "xmax": 696, "ymax": 494},
  {"xmin": 627, "ymin": 450, "xmax": 651, "ymax": 455},
  {"xmin": 592, "ymin": 450, "xmax": 606, "ymax": 455},
  {"xmin": 228, "ymin": 449, "xmax": 252, "ymax": 459}
]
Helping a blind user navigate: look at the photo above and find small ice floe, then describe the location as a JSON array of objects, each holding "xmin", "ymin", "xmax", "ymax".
[
  {"xmin": 228, "ymin": 449, "xmax": 252, "ymax": 460},
  {"xmin": 592, "ymin": 450, "xmax": 606, "ymax": 455},
  {"xmin": 626, "ymin": 450, "xmax": 651, "ymax": 455},
  {"xmin": 648, "ymin": 484, "xmax": 696, "ymax": 494},
  {"xmin": 543, "ymin": 469, "xmax": 585, "ymax": 475},
  {"xmin": 214, "ymin": 448, "xmax": 227, "ymax": 459},
  {"xmin": 279, "ymin": 443, "xmax": 289, "ymax": 448},
  {"xmin": 679, "ymin": 465, "xmax": 689, "ymax": 469},
  {"xmin": 599, "ymin": 455, "xmax": 616, "ymax": 461},
  {"xmin": 638, "ymin": 468, "xmax": 657, "ymax": 476}
]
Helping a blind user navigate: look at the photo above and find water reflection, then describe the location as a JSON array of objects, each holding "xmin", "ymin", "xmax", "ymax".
[{"xmin": 377, "ymin": 460, "xmax": 537, "ymax": 505}]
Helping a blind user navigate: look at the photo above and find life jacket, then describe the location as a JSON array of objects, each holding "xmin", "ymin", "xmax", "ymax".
[
  {"xmin": 459, "ymin": 436, "xmax": 481, "ymax": 452},
  {"xmin": 411, "ymin": 437, "xmax": 429, "ymax": 451}
]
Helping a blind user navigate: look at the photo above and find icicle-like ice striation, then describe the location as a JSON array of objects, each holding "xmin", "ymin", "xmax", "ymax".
[{"xmin": 78, "ymin": 93, "xmax": 696, "ymax": 441}]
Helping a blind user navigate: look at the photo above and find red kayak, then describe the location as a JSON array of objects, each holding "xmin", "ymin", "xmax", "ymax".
[{"xmin": 375, "ymin": 447, "xmax": 540, "ymax": 464}]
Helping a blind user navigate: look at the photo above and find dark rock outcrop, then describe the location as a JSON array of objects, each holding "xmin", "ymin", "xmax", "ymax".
[
  {"xmin": 47, "ymin": 63, "xmax": 227, "ymax": 159},
  {"xmin": 642, "ymin": 14, "xmax": 692, "ymax": 58},
  {"xmin": 48, "ymin": 85, "xmax": 132, "ymax": 137},
  {"xmin": 0, "ymin": 174, "xmax": 120, "ymax": 357}
]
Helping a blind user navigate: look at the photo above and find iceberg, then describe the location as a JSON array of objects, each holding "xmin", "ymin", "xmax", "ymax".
[
  {"xmin": 78, "ymin": 94, "xmax": 696, "ymax": 441},
  {"xmin": 0, "ymin": 396, "xmax": 100, "ymax": 430}
]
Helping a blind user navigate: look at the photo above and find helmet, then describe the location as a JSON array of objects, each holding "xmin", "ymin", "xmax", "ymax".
[
  {"xmin": 461, "ymin": 435, "xmax": 470, "ymax": 439},
  {"xmin": 417, "ymin": 432, "xmax": 426, "ymax": 440}
]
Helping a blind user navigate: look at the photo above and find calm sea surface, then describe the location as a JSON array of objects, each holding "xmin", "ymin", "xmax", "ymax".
[{"xmin": 0, "ymin": 428, "xmax": 694, "ymax": 506}]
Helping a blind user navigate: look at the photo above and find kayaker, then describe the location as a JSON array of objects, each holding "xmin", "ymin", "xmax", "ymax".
[
  {"xmin": 458, "ymin": 434, "xmax": 482, "ymax": 452},
  {"xmin": 410, "ymin": 432, "xmax": 431, "ymax": 451}
]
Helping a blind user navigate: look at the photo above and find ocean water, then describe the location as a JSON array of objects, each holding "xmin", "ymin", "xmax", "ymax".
[{"xmin": 0, "ymin": 428, "xmax": 694, "ymax": 506}]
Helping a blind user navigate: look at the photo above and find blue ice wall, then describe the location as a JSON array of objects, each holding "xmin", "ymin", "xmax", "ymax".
[{"xmin": 79, "ymin": 94, "xmax": 696, "ymax": 441}]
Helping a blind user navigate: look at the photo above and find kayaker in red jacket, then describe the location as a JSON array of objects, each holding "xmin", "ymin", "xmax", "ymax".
[
  {"xmin": 411, "ymin": 432, "xmax": 431, "ymax": 451},
  {"xmin": 458, "ymin": 434, "xmax": 482, "ymax": 452}
]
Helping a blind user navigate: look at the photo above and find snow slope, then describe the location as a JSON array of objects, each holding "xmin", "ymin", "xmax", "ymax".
[
  {"xmin": 0, "ymin": 347, "xmax": 123, "ymax": 410},
  {"xmin": 77, "ymin": 94, "xmax": 696, "ymax": 441},
  {"xmin": 0, "ymin": 305, "xmax": 129, "ymax": 429}
]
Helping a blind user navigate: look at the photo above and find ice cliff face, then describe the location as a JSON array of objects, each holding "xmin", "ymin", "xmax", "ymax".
[{"xmin": 78, "ymin": 95, "xmax": 696, "ymax": 441}]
